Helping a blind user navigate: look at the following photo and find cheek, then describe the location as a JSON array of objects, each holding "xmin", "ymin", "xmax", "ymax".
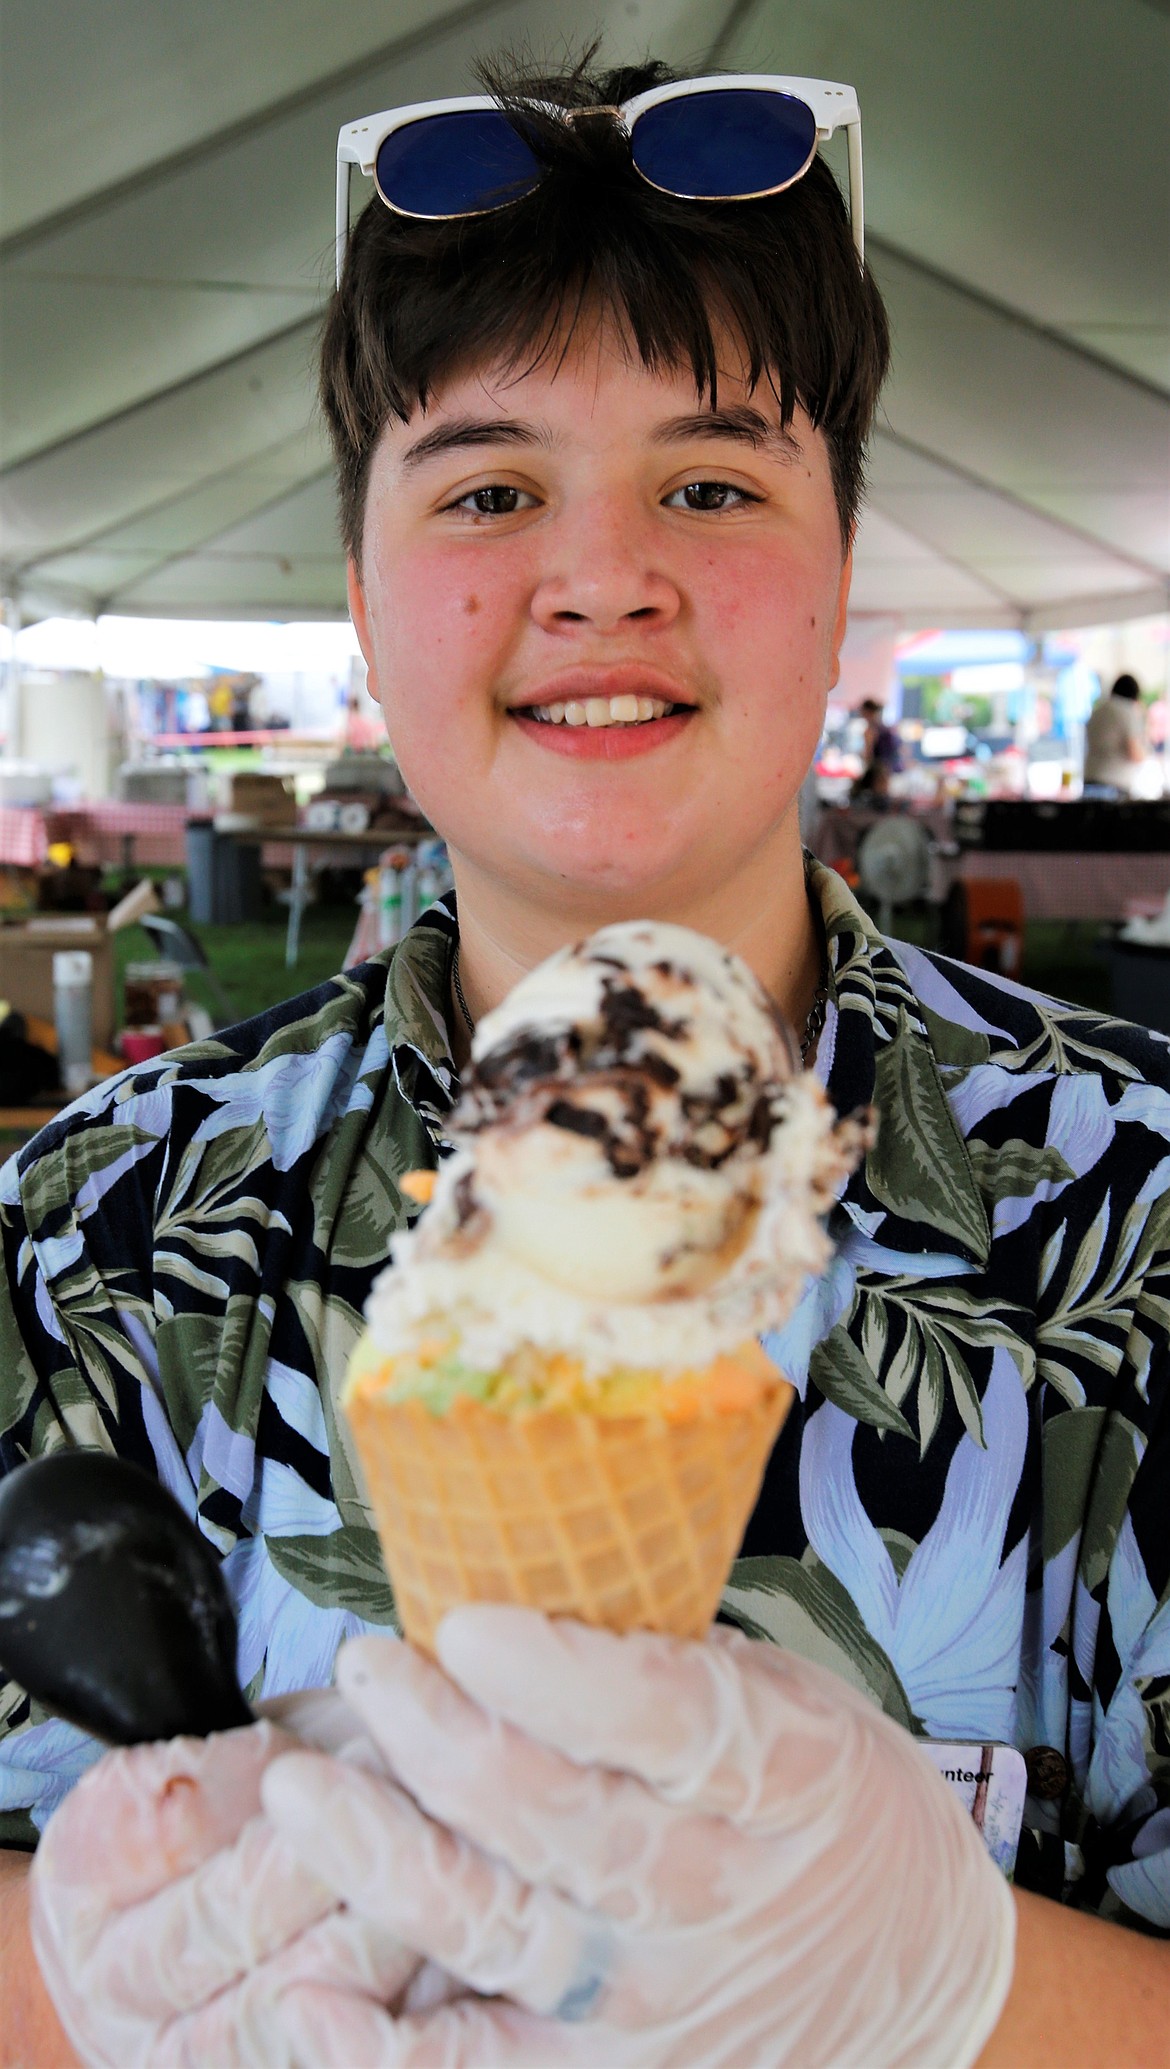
[
  {"xmin": 694, "ymin": 545, "xmax": 835, "ymax": 784},
  {"xmin": 696, "ymin": 539, "xmax": 833, "ymax": 654},
  {"xmin": 697, "ymin": 546, "xmax": 838, "ymax": 702},
  {"xmin": 369, "ymin": 543, "xmax": 523, "ymax": 715}
]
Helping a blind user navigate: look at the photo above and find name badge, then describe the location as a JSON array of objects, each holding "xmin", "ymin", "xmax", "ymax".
[{"xmin": 917, "ymin": 1740, "xmax": 1028, "ymax": 1878}]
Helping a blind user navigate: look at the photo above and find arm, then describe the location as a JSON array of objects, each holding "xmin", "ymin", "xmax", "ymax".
[
  {"xmin": 979, "ymin": 1888, "xmax": 1170, "ymax": 2068},
  {"xmin": 1126, "ymin": 701, "xmax": 1146, "ymax": 761},
  {"xmin": 0, "ymin": 1852, "xmax": 78, "ymax": 2069}
]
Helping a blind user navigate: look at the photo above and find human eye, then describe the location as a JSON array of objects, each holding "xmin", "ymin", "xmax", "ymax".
[
  {"xmin": 443, "ymin": 482, "xmax": 541, "ymax": 518},
  {"xmin": 663, "ymin": 479, "xmax": 762, "ymax": 513}
]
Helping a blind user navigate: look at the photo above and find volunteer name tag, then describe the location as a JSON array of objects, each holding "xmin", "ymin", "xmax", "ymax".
[{"xmin": 918, "ymin": 1741, "xmax": 1028, "ymax": 1877}]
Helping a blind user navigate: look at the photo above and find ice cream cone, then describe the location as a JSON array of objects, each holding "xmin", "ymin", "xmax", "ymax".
[
  {"xmin": 345, "ymin": 919, "xmax": 866, "ymax": 1654},
  {"xmin": 345, "ymin": 1341, "xmax": 793, "ymax": 1654}
]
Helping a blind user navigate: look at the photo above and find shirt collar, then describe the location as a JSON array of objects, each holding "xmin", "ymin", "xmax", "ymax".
[
  {"xmin": 381, "ymin": 893, "xmax": 459, "ymax": 1139},
  {"xmin": 809, "ymin": 858, "xmax": 991, "ymax": 1269}
]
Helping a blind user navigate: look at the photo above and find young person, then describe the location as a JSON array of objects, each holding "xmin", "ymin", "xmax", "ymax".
[
  {"xmin": 852, "ymin": 693, "xmax": 903, "ymax": 800},
  {"xmin": 1083, "ymin": 671, "xmax": 1148, "ymax": 796},
  {"xmin": 2, "ymin": 54, "xmax": 1168, "ymax": 2067}
]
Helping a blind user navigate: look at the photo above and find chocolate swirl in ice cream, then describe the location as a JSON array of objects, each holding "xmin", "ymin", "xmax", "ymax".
[
  {"xmin": 454, "ymin": 926, "xmax": 802, "ymax": 1181},
  {"xmin": 364, "ymin": 922, "xmax": 870, "ymax": 1378}
]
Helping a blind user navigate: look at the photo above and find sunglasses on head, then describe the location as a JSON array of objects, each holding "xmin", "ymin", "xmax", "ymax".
[{"xmin": 335, "ymin": 74, "xmax": 863, "ymax": 285}]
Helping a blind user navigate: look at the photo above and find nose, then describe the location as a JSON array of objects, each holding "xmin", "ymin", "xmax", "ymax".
[{"xmin": 530, "ymin": 496, "xmax": 681, "ymax": 634}]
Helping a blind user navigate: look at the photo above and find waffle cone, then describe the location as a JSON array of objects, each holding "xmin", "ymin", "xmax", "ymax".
[{"xmin": 345, "ymin": 1357, "xmax": 793, "ymax": 1654}]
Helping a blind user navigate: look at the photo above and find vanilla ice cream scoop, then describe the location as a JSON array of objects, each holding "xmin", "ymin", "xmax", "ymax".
[
  {"xmin": 367, "ymin": 921, "xmax": 868, "ymax": 1374},
  {"xmin": 412, "ymin": 922, "xmax": 841, "ymax": 1305}
]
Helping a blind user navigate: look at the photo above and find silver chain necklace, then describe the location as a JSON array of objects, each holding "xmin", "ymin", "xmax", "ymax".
[{"xmin": 452, "ymin": 945, "xmax": 829, "ymax": 1063}]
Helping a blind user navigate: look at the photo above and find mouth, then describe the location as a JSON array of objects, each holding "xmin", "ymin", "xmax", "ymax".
[
  {"xmin": 508, "ymin": 695, "xmax": 696, "ymax": 761},
  {"xmin": 506, "ymin": 669, "xmax": 699, "ymax": 759},
  {"xmin": 520, "ymin": 692, "xmax": 684, "ymax": 728}
]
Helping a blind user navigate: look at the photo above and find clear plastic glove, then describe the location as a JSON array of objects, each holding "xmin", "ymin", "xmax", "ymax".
[
  {"xmin": 29, "ymin": 1692, "xmax": 425, "ymax": 2068},
  {"xmin": 262, "ymin": 1610, "xmax": 1016, "ymax": 2068}
]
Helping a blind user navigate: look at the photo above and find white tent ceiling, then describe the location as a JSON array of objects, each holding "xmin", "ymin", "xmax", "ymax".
[{"xmin": 1, "ymin": 0, "xmax": 1167, "ymax": 632}]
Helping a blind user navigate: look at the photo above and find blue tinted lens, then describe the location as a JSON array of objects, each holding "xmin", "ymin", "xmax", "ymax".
[
  {"xmin": 376, "ymin": 109, "xmax": 542, "ymax": 217},
  {"xmin": 630, "ymin": 89, "xmax": 817, "ymax": 200}
]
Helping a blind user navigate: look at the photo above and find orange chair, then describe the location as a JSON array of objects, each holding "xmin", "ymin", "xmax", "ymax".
[{"xmin": 958, "ymin": 878, "xmax": 1025, "ymax": 977}]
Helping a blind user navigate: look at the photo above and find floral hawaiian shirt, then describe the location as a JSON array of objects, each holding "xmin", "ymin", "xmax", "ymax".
[{"xmin": 0, "ymin": 868, "xmax": 1167, "ymax": 1934}]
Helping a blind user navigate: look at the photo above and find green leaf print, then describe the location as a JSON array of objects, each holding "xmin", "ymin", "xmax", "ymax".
[
  {"xmin": 155, "ymin": 1310, "xmax": 222, "ymax": 1453},
  {"xmin": 1042, "ymin": 1405, "xmax": 1106, "ymax": 1565},
  {"xmin": 966, "ymin": 1139, "xmax": 1075, "ymax": 1201},
  {"xmin": 862, "ymin": 1280, "xmax": 1028, "ymax": 1452},
  {"xmin": 267, "ymin": 1525, "xmax": 399, "ymax": 1626},
  {"xmin": 869, "ymin": 1012, "xmax": 990, "ymax": 1264},
  {"xmin": 285, "ymin": 1281, "xmax": 368, "ymax": 1518},
  {"xmin": 917, "ymin": 1003, "xmax": 991, "ymax": 1070},
  {"xmin": 810, "ymin": 1326, "xmax": 914, "ymax": 1440},
  {"xmin": 315, "ymin": 1128, "xmax": 410, "ymax": 1271},
  {"xmin": 1041, "ymin": 1405, "xmax": 1143, "ymax": 1588},
  {"xmin": 156, "ymin": 1292, "xmax": 277, "ymax": 1466},
  {"xmin": 170, "ymin": 1118, "xmax": 272, "ymax": 1210},
  {"xmin": 1006, "ymin": 1005, "xmax": 1146, "ymax": 1084},
  {"xmin": 721, "ymin": 1554, "xmax": 917, "ymax": 1730},
  {"xmin": 1080, "ymin": 1415, "xmax": 1144, "ymax": 1592},
  {"xmin": 917, "ymin": 1342, "xmax": 945, "ymax": 1452},
  {"xmin": 0, "ymin": 1273, "xmax": 45, "ymax": 1433},
  {"xmin": 19, "ymin": 1121, "xmax": 157, "ymax": 1236}
]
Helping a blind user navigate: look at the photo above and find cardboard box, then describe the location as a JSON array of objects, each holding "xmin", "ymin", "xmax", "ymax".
[
  {"xmin": 220, "ymin": 772, "xmax": 295, "ymax": 826},
  {"xmin": 0, "ymin": 917, "xmax": 115, "ymax": 1048}
]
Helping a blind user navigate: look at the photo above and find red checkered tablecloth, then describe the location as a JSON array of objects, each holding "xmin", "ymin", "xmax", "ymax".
[
  {"xmin": 0, "ymin": 808, "xmax": 49, "ymax": 868},
  {"xmin": 45, "ymin": 804, "xmax": 191, "ymax": 869},
  {"xmin": 957, "ymin": 849, "xmax": 1170, "ymax": 923}
]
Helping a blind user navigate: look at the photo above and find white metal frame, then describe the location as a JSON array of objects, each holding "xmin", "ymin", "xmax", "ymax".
[{"xmin": 335, "ymin": 75, "xmax": 864, "ymax": 282}]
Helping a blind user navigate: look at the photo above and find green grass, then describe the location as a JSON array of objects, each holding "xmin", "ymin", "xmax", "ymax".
[
  {"xmin": 1014, "ymin": 922, "xmax": 1111, "ymax": 1012},
  {"xmin": 113, "ymin": 904, "xmax": 360, "ymax": 1028}
]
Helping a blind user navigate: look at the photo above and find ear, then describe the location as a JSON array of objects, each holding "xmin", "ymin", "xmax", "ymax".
[
  {"xmin": 827, "ymin": 546, "xmax": 853, "ymax": 692},
  {"xmin": 346, "ymin": 559, "xmax": 381, "ymax": 704}
]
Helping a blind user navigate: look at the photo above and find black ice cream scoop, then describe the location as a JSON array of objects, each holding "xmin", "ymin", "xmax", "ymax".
[{"xmin": 0, "ymin": 1451, "xmax": 252, "ymax": 1744}]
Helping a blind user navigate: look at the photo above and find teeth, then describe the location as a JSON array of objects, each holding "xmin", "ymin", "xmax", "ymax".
[{"xmin": 522, "ymin": 694, "xmax": 677, "ymax": 727}]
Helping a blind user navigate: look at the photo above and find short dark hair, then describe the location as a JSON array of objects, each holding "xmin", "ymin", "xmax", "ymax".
[
  {"xmin": 320, "ymin": 51, "xmax": 891, "ymax": 566},
  {"xmin": 1111, "ymin": 673, "xmax": 1141, "ymax": 701}
]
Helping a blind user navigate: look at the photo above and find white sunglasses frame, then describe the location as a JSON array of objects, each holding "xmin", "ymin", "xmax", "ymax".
[{"xmin": 335, "ymin": 74, "xmax": 864, "ymax": 285}]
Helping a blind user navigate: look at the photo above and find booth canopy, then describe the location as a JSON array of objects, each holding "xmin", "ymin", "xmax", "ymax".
[{"xmin": 2, "ymin": 0, "xmax": 1168, "ymax": 631}]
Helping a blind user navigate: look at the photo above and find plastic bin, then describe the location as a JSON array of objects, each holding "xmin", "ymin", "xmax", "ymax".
[
  {"xmin": 185, "ymin": 820, "xmax": 262, "ymax": 925},
  {"xmin": 1103, "ymin": 939, "xmax": 1170, "ymax": 1037}
]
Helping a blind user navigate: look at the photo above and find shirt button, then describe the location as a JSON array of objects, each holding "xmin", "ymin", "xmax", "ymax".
[{"xmin": 1024, "ymin": 1746, "xmax": 1069, "ymax": 1800}]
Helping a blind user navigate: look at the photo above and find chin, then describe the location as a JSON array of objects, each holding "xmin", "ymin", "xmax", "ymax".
[{"xmin": 526, "ymin": 840, "xmax": 714, "ymax": 919}]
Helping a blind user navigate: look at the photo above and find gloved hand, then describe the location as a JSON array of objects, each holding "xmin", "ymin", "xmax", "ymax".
[
  {"xmin": 262, "ymin": 1609, "xmax": 1017, "ymax": 2068},
  {"xmin": 29, "ymin": 1691, "xmax": 426, "ymax": 2068}
]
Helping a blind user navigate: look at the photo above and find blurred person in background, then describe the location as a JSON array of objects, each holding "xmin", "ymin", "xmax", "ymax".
[
  {"xmin": 1082, "ymin": 671, "xmax": 1147, "ymax": 796},
  {"xmin": 850, "ymin": 693, "xmax": 903, "ymax": 802}
]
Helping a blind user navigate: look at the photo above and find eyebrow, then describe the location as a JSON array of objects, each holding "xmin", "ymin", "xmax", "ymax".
[
  {"xmin": 399, "ymin": 417, "xmax": 555, "ymax": 472},
  {"xmin": 651, "ymin": 407, "xmax": 804, "ymax": 460},
  {"xmin": 398, "ymin": 404, "xmax": 803, "ymax": 473}
]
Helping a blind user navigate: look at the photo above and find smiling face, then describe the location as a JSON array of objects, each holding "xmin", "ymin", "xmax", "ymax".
[{"xmin": 348, "ymin": 317, "xmax": 851, "ymax": 991}]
